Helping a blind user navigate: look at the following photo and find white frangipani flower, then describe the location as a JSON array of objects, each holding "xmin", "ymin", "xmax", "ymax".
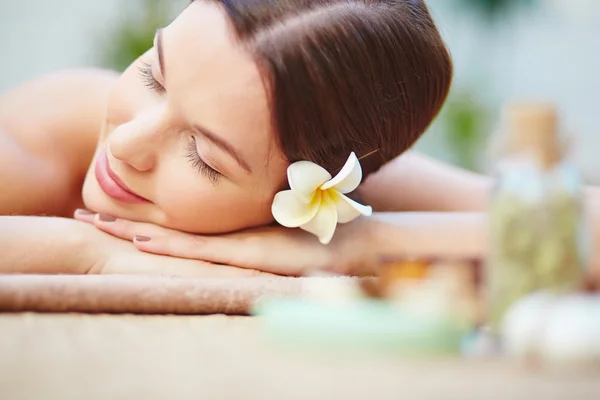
[{"xmin": 271, "ymin": 152, "xmax": 372, "ymax": 244}]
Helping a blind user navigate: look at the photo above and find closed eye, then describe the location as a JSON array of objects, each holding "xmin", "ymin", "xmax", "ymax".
[
  {"xmin": 138, "ymin": 62, "xmax": 165, "ymax": 94},
  {"xmin": 186, "ymin": 137, "xmax": 222, "ymax": 185}
]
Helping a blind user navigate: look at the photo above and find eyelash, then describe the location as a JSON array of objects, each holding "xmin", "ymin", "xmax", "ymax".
[
  {"xmin": 138, "ymin": 62, "xmax": 165, "ymax": 93},
  {"xmin": 186, "ymin": 137, "xmax": 221, "ymax": 184}
]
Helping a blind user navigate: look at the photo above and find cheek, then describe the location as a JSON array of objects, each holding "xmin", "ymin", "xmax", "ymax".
[{"xmin": 153, "ymin": 170, "xmax": 276, "ymax": 234}]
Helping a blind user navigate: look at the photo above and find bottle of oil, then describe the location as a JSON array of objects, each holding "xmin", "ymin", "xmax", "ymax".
[{"xmin": 487, "ymin": 103, "xmax": 587, "ymax": 331}]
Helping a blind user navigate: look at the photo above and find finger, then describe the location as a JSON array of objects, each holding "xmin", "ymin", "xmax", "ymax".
[
  {"xmin": 74, "ymin": 209, "xmax": 96, "ymax": 224},
  {"xmin": 133, "ymin": 234, "xmax": 239, "ymax": 264},
  {"xmin": 93, "ymin": 214, "xmax": 176, "ymax": 241},
  {"xmin": 133, "ymin": 233, "xmax": 313, "ymax": 276}
]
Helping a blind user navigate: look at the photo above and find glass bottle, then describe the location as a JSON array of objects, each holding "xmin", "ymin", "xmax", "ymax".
[{"xmin": 487, "ymin": 103, "xmax": 587, "ymax": 331}]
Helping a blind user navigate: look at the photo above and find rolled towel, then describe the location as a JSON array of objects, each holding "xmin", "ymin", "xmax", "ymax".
[{"xmin": 0, "ymin": 274, "xmax": 360, "ymax": 315}]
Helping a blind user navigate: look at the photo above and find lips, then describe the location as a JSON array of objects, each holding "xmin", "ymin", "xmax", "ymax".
[{"xmin": 94, "ymin": 149, "xmax": 150, "ymax": 204}]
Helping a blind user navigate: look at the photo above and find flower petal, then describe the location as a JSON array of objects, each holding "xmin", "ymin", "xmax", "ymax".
[
  {"xmin": 300, "ymin": 192, "xmax": 338, "ymax": 244},
  {"xmin": 288, "ymin": 161, "xmax": 331, "ymax": 204},
  {"xmin": 272, "ymin": 190, "xmax": 321, "ymax": 228},
  {"xmin": 331, "ymin": 191, "xmax": 373, "ymax": 223},
  {"xmin": 320, "ymin": 152, "xmax": 362, "ymax": 193}
]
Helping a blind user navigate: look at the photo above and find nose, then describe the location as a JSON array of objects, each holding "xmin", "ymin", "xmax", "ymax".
[{"xmin": 108, "ymin": 110, "xmax": 165, "ymax": 172}]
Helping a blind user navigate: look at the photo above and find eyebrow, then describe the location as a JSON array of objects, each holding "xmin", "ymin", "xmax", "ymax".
[
  {"xmin": 194, "ymin": 125, "xmax": 252, "ymax": 174},
  {"xmin": 155, "ymin": 28, "xmax": 250, "ymax": 175},
  {"xmin": 156, "ymin": 29, "xmax": 166, "ymax": 79}
]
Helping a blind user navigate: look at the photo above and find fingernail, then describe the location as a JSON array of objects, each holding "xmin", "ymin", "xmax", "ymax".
[
  {"xmin": 134, "ymin": 235, "xmax": 151, "ymax": 242},
  {"xmin": 98, "ymin": 214, "xmax": 117, "ymax": 222},
  {"xmin": 75, "ymin": 209, "xmax": 94, "ymax": 215}
]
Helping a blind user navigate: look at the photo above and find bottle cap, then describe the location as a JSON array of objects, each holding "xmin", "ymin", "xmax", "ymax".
[{"xmin": 505, "ymin": 102, "xmax": 561, "ymax": 168}]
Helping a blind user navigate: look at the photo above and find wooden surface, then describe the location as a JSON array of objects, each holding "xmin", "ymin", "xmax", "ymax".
[{"xmin": 1, "ymin": 313, "xmax": 599, "ymax": 399}]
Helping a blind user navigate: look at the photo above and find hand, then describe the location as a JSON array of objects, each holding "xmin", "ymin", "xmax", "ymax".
[
  {"xmin": 71, "ymin": 216, "xmax": 273, "ymax": 278},
  {"xmin": 74, "ymin": 210, "xmax": 377, "ymax": 276}
]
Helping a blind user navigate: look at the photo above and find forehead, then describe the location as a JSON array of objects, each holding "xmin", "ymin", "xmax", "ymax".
[{"xmin": 163, "ymin": 1, "xmax": 279, "ymax": 173}]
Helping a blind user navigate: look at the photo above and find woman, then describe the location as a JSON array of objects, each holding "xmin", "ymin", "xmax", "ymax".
[
  {"xmin": 0, "ymin": 0, "xmax": 453, "ymax": 275},
  {"xmin": 2, "ymin": 0, "xmax": 595, "ymax": 278}
]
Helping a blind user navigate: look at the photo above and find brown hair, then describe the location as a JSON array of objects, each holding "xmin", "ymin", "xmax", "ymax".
[{"xmin": 213, "ymin": 0, "xmax": 452, "ymax": 177}]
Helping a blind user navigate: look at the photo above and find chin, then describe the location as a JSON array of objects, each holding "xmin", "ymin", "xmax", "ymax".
[
  {"xmin": 81, "ymin": 171, "xmax": 100, "ymax": 212},
  {"xmin": 81, "ymin": 172, "xmax": 146, "ymax": 222},
  {"xmin": 81, "ymin": 180, "xmax": 117, "ymax": 217}
]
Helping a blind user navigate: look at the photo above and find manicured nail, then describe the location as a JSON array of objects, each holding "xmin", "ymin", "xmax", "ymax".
[
  {"xmin": 98, "ymin": 214, "xmax": 117, "ymax": 222},
  {"xmin": 75, "ymin": 209, "xmax": 94, "ymax": 215},
  {"xmin": 134, "ymin": 235, "xmax": 151, "ymax": 242}
]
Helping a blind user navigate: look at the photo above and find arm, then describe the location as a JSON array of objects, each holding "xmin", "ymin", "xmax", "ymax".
[
  {"xmin": 72, "ymin": 210, "xmax": 486, "ymax": 276},
  {"xmin": 367, "ymin": 212, "xmax": 485, "ymax": 258},
  {"xmin": 0, "ymin": 216, "xmax": 95, "ymax": 274},
  {"xmin": 0, "ymin": 69, "xmax": 118, "ymax": 216},
  {"xmin": 358, "ymin": 151, "xmax": 491, "ymax": 212},
  {"xmin": 80, "ymin": 207, "xmax": 600, "ymax": 282},
  {"xmin": 0, "ymin": 216, "xmax": 274, "ymax": 278}
]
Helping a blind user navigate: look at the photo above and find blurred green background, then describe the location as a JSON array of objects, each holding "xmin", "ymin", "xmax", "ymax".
[{"xmin": 99, "ymin": 0, "xmax": 184, "ymax": 72}]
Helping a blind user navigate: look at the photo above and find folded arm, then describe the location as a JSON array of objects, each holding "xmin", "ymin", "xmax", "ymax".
[
  {"xmin": 73, "ymin": 210, "xmax": 487, "ymax": 276},
  {"xmin": 0, "ymin": 215, "xmax": 275, "ymax": 278},
  {"xmin": 0, "ymin": 216, "xmax": 95, "ymax": 274},
  {"xmin": 359, "ymin": 151, "xmax": 491, "ymax": 212},
  {"xmin": 360, "ymin": 150, "xmax": 600, "ymax": 212}
]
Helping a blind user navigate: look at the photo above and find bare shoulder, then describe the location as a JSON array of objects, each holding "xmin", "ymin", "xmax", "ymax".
[
  {"xmin": 0, "ymin": 68, "xmax": 119, "ymax": 216},
  {"xmin": 0, "ymin": 68, "xmax": 118, "ymax": 159}
]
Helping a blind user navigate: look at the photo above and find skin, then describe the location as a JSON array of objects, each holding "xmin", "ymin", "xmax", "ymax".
[{"xmin": 1, "ymin": 2, "xmax": 599, "ymax": 283}]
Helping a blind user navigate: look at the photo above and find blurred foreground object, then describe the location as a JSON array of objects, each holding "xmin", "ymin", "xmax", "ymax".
[
  {"xmin": 253, "ymin": 258, "xmax": 481, "ymax": 357},
  {"xmin": 487, "ymin": 103, "xmax": 587, "ymax": 331},
  {"xmin": 368, "ymin": 257, "xmax": 483, "ymax": 327},
  {"xmin": 502, "ymin": 292, "xmax": 600, "ymax": 367}
]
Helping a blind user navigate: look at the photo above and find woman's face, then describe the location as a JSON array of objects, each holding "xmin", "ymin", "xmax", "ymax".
[{"xmin": 82, "ymin": 1, "xmax": 289, "ymax": 234}]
